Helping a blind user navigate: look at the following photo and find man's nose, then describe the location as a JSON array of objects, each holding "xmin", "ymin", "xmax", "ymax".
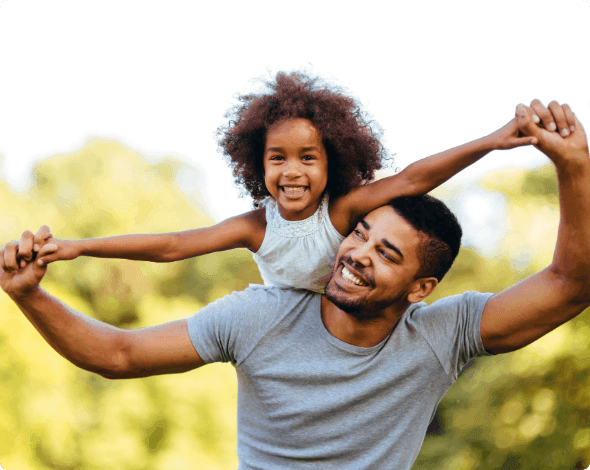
[{"xmin": 349, "ymin": 243, "xmax": 372, "ymax": 267}]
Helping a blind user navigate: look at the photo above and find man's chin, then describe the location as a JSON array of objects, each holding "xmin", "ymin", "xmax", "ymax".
[{"xmin": 325, "ymin": 278, "xmax": 367, "ymax": 316}]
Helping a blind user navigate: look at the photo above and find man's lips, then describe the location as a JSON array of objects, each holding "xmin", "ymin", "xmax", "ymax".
[{"xmin": 338, "ymin": 259, "xmax": 372, "ymax": 288}]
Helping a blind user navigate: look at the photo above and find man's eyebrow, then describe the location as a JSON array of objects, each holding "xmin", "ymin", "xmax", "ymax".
[
  {"xmin": 382, "ymin": 238, "xmax": 403, "ymax": 259},
  {"xmin": 359, "ymin": 219, "xmax": 403, "ymax": 259}
]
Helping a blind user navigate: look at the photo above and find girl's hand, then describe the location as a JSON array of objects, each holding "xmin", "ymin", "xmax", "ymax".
[
  {"xmin": 487, "ymin": 117, "xmax": 538, "ymax": 151},
  {"xmin": 13, "ymin": 225, "xmax": 79, "ymax": 268},
  {"xmin": 34, "ymin": 238, "xmax": 80, "ymax": 267}
]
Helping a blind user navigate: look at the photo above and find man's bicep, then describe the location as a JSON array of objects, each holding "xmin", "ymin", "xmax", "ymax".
[
  {"xmin": 480, "ymin": 268, "xmax": 585, "ymax": 354},
  {"xmin": 122, "ymin": 319, "xmax": 207, "ymax": 379}
]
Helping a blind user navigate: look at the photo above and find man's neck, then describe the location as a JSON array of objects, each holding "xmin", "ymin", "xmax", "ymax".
[{"xmin": 320, "ymin": 295, "xmax": 409, "ymax": 348}]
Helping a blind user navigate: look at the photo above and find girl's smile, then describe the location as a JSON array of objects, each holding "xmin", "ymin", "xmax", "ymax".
[{"xmin": 263, "ymin": 118, "xmax": 329, "ymax": 221}]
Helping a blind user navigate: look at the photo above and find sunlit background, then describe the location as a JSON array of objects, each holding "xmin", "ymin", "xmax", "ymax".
[{"xmin": 1, "ymin": 0, "xmax": 590, "ymax": 469}]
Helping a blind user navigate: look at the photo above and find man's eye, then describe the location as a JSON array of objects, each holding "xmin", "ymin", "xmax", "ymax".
[
  {"xmin": 354, "ymin": 229, "xmax": 364, "ymax": 239},
  {"xmin": 380, "ymin": 250, "xmax": 392, "ymax": 261}
]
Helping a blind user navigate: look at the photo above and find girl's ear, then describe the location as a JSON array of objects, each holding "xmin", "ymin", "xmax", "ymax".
[{"xmin": 407, "ymin": 277, "xmax": 438, "ymax": 304}]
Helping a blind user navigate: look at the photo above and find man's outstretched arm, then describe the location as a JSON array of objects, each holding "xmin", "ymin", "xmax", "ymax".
[
  {"xmin": 481, "ymin": 101, "xmax": 590, "ymax": 354},
  {"xmin": 0, "ymin": 237, "xmax": 205, "ymax": 378}
]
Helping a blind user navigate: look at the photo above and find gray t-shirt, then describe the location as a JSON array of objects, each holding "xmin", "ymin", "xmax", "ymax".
[{"xmin": 187, "ymin": 286, "xmax": 493, "ymax": 470}]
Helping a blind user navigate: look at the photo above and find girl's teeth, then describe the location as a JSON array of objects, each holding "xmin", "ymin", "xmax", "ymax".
[{"xmin": 282, "ymin": 187, "xmax": 306, "ymax": 196}]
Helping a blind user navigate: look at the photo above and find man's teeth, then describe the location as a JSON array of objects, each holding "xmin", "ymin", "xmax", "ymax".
[{"xmin": 342, "ymin": 266, "xmax": 367, "ymax": 286}]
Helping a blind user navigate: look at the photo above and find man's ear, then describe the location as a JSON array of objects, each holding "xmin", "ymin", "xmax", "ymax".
[{"xmin": 407, "ymin": 277, "xmax": 438, "ymax": 304}]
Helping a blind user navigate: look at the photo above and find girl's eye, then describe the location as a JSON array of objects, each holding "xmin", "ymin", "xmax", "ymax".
[
  {"xmin": 269, "ymin": 155, "xmax": 284, "ymax": 161},
  {"xmin": 302, "ymin": 155, "xmax": 316, "ymax": 161}
]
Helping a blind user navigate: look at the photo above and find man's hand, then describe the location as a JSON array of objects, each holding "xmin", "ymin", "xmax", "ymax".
[
  {"xmin": 516, "ymin": 100, "xmax": 589, "ymax": 164},
  {"xmin": 0, "ymin": 226, "xmax": 57, "ymax": 298},
  {"xmin": 487, "ymin": 117, "xmax": 538, "ymax": 150},
  {"xmin": 0, "ymin": 241, "xmax": 49, "ymax": 298}
]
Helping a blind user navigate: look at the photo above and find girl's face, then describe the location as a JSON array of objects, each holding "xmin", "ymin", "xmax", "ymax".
[{"xmin": 263, "ymin": 118, "xmax": 329, "ymax": 221}]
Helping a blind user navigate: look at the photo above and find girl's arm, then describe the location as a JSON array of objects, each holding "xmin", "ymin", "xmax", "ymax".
[
  {"xmin": 329, "ymin": 116, "xmax": 538, "ymax": 235},
  {"xmin": 33, "ymin": 210, "xmax": 266, "ymax": 266}
]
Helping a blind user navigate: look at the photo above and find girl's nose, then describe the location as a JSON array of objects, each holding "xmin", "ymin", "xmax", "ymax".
[{"xmin": 282, "ymin": 160, "xmax": 302, "ymax": 178}]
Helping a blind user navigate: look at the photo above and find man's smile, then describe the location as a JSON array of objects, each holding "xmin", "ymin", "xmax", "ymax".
[{"xmin": 341, "ymin": 266, "xmax": 368, "ymax": 286}]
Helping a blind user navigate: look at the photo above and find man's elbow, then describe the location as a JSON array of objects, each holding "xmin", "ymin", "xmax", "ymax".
[
  {"xmin": 550, "ymin": 265, "xmax": 590, "ymax": 306},
  {"xmin": 85, "ymin": 336, "xmax": 135, "ymax": 380}
]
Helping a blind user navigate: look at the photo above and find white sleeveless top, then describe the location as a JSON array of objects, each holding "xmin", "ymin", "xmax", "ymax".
[{"xmin": 251, "ymin": 194, "xmax": 345, "ymax": 292}]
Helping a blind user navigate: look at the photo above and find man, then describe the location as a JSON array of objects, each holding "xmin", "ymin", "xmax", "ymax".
[{"xmin": 2, "ymin": 101, "xmax": 589, "ymax": 469}]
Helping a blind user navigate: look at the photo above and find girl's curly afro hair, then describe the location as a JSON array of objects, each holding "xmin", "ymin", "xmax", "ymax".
[{"xmin": 217, "ymin": 72, "xmax": 388, "ymax": 202}]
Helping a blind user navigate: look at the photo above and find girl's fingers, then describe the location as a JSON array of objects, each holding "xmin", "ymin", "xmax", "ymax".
[
  {"xmin": 37, "ymin": 244, "xmax": 58, "ymax": 257},
  {"xmin": 516, "ymin": 104, "xmax": 542, "ymax": 140},
  {"xmin": 530, "ymin": 99, "xmax": 556, "ymax": 132},
  {"xmin": 548, "ymin": 101, "xmax": 570, "ymax": 137},
  {"xmin": 563, "ymin": 103, "xmax": 576, "ymax": 133},
  {"xmin": 33, "ymin": 225, "xmax": 53, "ymax": 251},
  {"xmin": 36, "ymin": 244, "xmax": 59, "ymax": 266}
]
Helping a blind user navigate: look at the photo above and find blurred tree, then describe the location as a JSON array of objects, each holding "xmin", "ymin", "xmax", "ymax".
[
  {"xmin": 1, "ymin": 147, "xmax": 589, "ymax": 469},
  {"xmin": 413, "ymin": 167, "xmax": 590, "ymax": 469},
  {"xmin": 0, "ymin": 140, "xmax": 263, "ymax": 469}
]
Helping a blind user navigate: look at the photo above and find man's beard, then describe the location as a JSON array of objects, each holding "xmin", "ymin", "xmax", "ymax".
[{"xmin": 324, "ymin": 256, "xmax": 395, "ymax": 321}]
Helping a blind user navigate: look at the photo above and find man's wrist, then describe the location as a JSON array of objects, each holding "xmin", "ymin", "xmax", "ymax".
[
  {"xmin": 10, "ymin": 284, "xmax": 45, "ymax": 304},
  {"xmin": 551, "ymin": 149, "xmax": 590, "ymax": 171}
]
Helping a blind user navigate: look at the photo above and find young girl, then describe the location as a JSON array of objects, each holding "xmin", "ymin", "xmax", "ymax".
[{"xmin": 30, "ymin": 72, "xmax": 536, "ymax": 292}]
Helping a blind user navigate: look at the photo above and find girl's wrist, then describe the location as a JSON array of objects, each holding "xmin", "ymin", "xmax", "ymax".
[
  {"xmin": 71, "ymin": 239, "xmax": 84, "ymax": 259},
  {"xmin": 479, "ymin": 133, "xmax": 500, "ymax": 152}
]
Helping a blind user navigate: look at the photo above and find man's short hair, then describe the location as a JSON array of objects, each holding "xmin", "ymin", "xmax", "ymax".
[{"xmin": 388, "ymin": 195, "xmax": 462, "ymax": 282}]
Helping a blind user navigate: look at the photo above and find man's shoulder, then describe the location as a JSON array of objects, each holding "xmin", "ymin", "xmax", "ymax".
[
  {"xmin": 406, "ymin": 291, "xmax": 495, "ymax": 322},
  {"xmin": 203, "ymin": 285, "xmax": 318, "ymax": 319}
]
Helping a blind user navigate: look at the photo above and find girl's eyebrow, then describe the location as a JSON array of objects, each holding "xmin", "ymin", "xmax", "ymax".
[{"xmin": 265, "ymin": 146, "xmax": 320, "ymax": 153}]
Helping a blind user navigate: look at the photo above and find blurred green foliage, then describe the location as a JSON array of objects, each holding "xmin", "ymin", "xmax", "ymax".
[
  {"xmin": 0, "ymin": 140, "xmax": 262, "ymax": 469},
  {"xmin": 1, "ymin": 145, "xmax": 589, "ymax": 469}
]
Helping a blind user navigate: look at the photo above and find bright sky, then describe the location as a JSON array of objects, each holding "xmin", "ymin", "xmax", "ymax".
[{"xmin": 1, "ymin": 0, "xmax": 589, "ymax": 241}]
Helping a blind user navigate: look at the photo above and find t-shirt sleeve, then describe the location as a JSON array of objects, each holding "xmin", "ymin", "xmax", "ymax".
[
  {"xmin": 412, "ymin": 291, "xmax": 494, "ymax": 380},
  {"xmin": 186, "ymin": 286, "xmax": 281, "ymax": 366}
]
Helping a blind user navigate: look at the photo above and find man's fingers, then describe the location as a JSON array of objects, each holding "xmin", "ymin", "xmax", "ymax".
[
  {"xmin": 18, "ymin": 230, "xmax": 35, "ymax": 262},
  {"xmin": 563, "ymin": 104, "xmax": 576, "ymax": 133},
  {"xmin": 530, "ymin": 99, "xmax": 557, "ymax": 132},
  {"xmin": 548, "ymin": 101, "xmax": 570, "ymax": 137},
  {"xmin": 33, "ymin": 225, "xmax": 53, "ymax": 251},
  {"xmin": 2, "ymin": 241, "xmax": 20, "ymax": 272}
]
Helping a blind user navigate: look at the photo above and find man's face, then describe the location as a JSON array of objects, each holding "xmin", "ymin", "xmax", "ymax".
[{"xmin": 325, "ymin": 206, "xmax": 426, "ymax": 318}]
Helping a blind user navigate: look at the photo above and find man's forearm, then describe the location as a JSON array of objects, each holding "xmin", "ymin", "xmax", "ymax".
[
  {"xmin": 10, "ymin": 287, "xmax": 125, "ymax": 378},
  {"xmin": 551, "ymin": 155, "xmax": 590, "ymax": 295}
]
